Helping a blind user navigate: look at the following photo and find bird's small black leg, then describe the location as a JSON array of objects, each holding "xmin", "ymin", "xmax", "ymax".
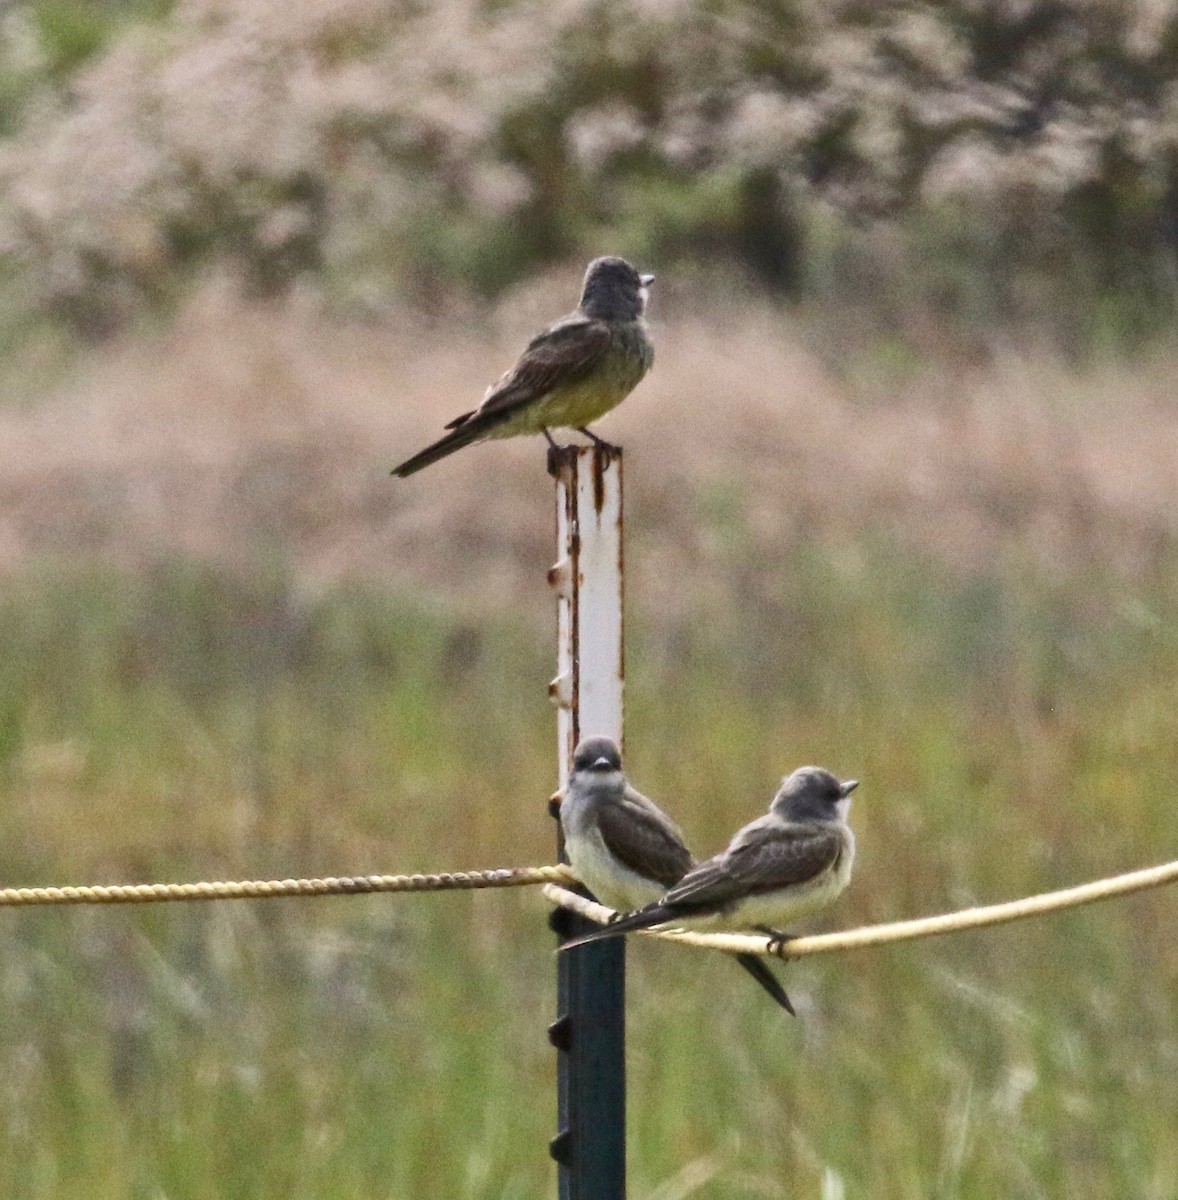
[
  {"xmin": 576, "ymin": 426, "xmax": 621, "ymax": 453},
  {"xmin": 544, "ymin": 428, "xmax": 563, "ymax": 476}
]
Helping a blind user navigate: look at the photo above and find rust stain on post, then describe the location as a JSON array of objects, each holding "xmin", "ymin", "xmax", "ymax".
[
  {"xmin": 592, "ymin": 448, "xmax": 607, "ymax": 515},
  {"xmin": 589, "ymin": 444, "xmax": 623, "ymax": 516},
  {"xmin": 615, "ymin": 453, "xmax": 625, "ymax": 691}
]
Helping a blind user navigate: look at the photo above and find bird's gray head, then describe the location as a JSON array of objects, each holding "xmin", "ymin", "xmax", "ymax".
[
  {"xmin": 771, "ymin": 766, "xmax": 858, "ymax": 823},
  {"xmin": 570, "ymin": 735, "xmax": 624, "ymax": 783},
  {"xmin": 579, "ymin": 256, "xmax": 654, "ymax": 321}
]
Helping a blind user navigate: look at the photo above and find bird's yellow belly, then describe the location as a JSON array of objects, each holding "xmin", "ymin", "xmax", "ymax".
[
  {"xmin": 487, "ymin": 337, "xmax": 650, "ymax": 437},
  {"xmin": 487, "ymin": 378, "xmax": 626, "ymax": 437}
]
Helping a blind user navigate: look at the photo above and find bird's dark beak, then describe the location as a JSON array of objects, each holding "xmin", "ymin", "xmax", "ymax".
[
  {"xmin": 840, "ymin": 780, "xmax": 859, "ymax": 797},
  {"xmin": 592, "ymin": 756, "xmax": 614, "ymax": 770},
  {"xmin": 639, "ymin": 274, "xmax": 655, "ymax": 287}
]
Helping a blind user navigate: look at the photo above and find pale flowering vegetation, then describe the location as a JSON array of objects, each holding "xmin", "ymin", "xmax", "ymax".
[{"xmin": 3, "ymin": 0, "xmax": 1178, "ymax": 339}]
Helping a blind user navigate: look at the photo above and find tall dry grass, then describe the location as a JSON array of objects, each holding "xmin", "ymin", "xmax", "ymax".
[{"xmin": 2, "ymin": 279, "xmax": 1177, "ymax": 618}]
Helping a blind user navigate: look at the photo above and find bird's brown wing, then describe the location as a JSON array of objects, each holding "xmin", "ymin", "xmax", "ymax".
[
  {"xmin": 453, "ymin": 316, "xmax": 612, "ymax": 429},
  {"xmin": 596, "ymin": 799, "xmax": 693, "ymax": 890},
  {"xmin": 663, "ymin": 823, "xmax": 845, "ymax": 913}
]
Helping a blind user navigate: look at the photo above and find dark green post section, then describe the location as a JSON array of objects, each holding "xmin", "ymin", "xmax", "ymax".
[{"xmin": 549, "ymin": 904, "xmax": 626, "ymax": 1199}]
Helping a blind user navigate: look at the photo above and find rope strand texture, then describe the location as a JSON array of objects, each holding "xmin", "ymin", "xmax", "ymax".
[
  {"xmin": 0, "ymin": 865, "xmax": 574, "ymax": 907},
  {"xmin": 542, "ymin": 856, "xmax": 1178, "ymax": 959}
]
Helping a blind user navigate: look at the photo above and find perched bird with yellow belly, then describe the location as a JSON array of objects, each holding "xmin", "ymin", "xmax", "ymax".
[{"xmin": 391, "ymin": 256, "xmax": 654, "ymax": 477}]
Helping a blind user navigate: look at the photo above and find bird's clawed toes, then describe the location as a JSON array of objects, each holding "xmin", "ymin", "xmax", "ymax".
[
  {"xmin": 576, "ymin": 427, "xmax": 621, "ymax": 453},
  {"xmin": 758, "ymin": 926, "xmax": 795, "ymax": 956}
]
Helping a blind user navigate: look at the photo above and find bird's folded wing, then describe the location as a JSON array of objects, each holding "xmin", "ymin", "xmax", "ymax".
[
  {"xmin": 468, "ymin": 317, "xmax": 613, "ymax": 423},
  {"xmin": 664, "ymin": 825, "xmax": 845, "ymax": 910},
  {"xmin": 596, "ymin": 800, "xmax": 693, "ymax": 889}
]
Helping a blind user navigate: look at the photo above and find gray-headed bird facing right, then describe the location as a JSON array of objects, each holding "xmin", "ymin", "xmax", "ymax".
[
  {"xmin": 558, "ymin": 735, "xmax": 797, "ymax": 1014},
  {"xmin": 391, "ymin": 256, "xmax": 654, "ymax": 477},
  {"xmin": 561, "ymin": 766, "xmax": 858, "ymax": 961}
]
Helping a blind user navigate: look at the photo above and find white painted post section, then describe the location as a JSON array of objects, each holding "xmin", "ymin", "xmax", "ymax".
[
  {"xmin": 547, "ymin": 444, "xmax": 626, "ymax": 1200},
  {"xmin": 551, "ymin": 445, "xmax": 625, "ymax": 776}
]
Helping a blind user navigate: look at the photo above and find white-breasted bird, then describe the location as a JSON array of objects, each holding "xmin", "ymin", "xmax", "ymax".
[
  {"xmin": 559, "ymin": 736, "xmax": 797, "ymax": 1014},
  {"xmin": 562, "ymin": 765, "xmax": 858, "ymax": 961}
]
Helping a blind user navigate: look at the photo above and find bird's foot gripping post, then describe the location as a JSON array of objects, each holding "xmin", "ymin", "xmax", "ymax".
[{"xmin": 547, "ymin": 444, "xmax": 627, "ymax": 1200}]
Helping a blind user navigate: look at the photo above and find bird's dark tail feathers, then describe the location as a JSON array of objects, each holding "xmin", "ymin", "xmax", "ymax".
[
  {"xmin": 391, "ymin": 422, "xmax": 483, "ymax": 477},
  {"xmin": 735, "ymin": 953, "xmax": 795, "ymax": 1015},
  {"xmin": 559, "ymin": 903, "xmax": 675, "ymax": 950},
  {"xmin": 561, "ymin": 907, "xmax": 796, "ymax": 1015}
]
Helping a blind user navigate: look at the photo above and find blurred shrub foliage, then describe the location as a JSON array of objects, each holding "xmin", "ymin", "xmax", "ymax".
[{"xmin": 3, "ymin": 0, "xmax": 1178, "ymax": 343}]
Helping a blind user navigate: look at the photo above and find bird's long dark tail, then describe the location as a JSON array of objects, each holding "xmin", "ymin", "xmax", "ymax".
[
  {"xmin": 734, "ymin": 953, "xmax": 795, "ymax": 1015},
  {"xmin": 561, "ymin": 908, "xmax": 796, "ymax": 1015},
  {"xmin": 559, "ymin": 903, "xmax": 674, "ymax": 950},
  {"xmin": 391, "ymin": 422, "xmax": 484, "ymax": 477}
]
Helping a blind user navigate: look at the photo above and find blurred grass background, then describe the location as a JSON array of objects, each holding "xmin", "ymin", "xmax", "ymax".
[
  {"xmin": 3, "ymin": 554, "xmax": 1178, "ymax": 1199},
  {"xmin": 3, "ymin": 0, "xmax": 1178, "ymax": 1196}
]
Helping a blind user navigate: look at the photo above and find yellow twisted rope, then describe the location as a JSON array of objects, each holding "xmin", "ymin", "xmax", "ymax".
[
  {"xmin": 542, "ymin": 856, "xmax": 1178, "ymax": 959},
  {"xmin": 7, "ymin": 853, "xmax": 1173, "ymax": 950},
  {"xmin": 0, "ymin": 865, "xmax": 574, "ymax": 907}
]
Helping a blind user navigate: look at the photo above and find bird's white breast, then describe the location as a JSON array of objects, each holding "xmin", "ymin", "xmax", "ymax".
[{"xmin": 564, "ymin": 826, "xmax": 668, "ymax": 913}]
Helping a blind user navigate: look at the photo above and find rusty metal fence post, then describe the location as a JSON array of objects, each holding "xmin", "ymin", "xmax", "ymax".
[{"xmin": 547, "ymin": 444, "xmax": 626, "ymax": 1200}]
